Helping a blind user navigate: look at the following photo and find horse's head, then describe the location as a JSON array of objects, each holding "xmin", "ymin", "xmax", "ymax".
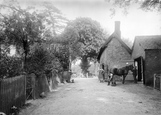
[{"xmin": 126, "ymin": 64, "xmax": 134, "ymax": 71}]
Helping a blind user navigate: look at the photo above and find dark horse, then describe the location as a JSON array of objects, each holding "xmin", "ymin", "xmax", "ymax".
[{"xmin": 108, "ymin": 64, "xmax": 137, "ymax": 85}]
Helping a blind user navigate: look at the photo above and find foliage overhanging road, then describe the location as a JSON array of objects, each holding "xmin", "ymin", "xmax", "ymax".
[{"xmin": 20, "ymin": 77, "xmax": 161, "ymax": 115}]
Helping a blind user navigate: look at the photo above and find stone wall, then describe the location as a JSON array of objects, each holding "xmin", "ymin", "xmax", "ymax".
[{"xmin": 100, "ymin": 38, "xmax": 132, "ymax": 68}]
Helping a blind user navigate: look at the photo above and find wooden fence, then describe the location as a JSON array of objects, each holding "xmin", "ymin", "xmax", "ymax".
[
  {"xmin": 26, "ymin": 74, "xmax": 36, "ymax": 100},
  {"xmin": 0, "ymin": 75, "xmax": 26, "ymax": 114},
  {"xmin": 154, "ymin": 74, "xmax": 161, "ymax": 91}
]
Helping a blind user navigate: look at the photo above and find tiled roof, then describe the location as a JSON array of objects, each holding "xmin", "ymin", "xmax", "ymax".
[
  {"xmin": 132, "ymin": 35, "xmax": 161, "ymax": 51},
  {"xmin": 97, "ymin": 32, "xmax": 132, "ymax": 62}
]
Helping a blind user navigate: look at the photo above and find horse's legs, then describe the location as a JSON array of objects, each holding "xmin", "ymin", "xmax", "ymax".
[
  {"xmin": 107, "ymin": 75, "xmax": 111, "ymax": 85},
  {"xmin": 122, "ymin": 75, "xmax": 126, "ymax": 84},
  {"xmin": 113, "ymin": 75, "xmax": 116, "ymax": 85},
  {"xmin": 133, "ymin": 74, "xmax": 137, "ymax": 83}
]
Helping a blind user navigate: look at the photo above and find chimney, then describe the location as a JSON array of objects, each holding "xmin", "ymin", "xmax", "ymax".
[{"xmin": 114, "ymin": 21, "xmax": 121, "ymax": 38}]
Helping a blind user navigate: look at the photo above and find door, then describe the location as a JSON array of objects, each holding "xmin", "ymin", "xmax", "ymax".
[{"xmin": 134, "ymin": 56, "xmax": 145, "ymax": 84}]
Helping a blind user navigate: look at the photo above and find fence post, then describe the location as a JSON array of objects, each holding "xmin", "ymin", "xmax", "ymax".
[
  {"xmin": 32, "ymin": 75, "xmax": 36, "ymax": 99},
  {"xmin": 0, "ymin": 79, "xmax": 2, "ymax": 113},
  {"xmin": 154, "ymin": 74, "xmax": 161, "ymax": 90},
  {"xmin": 24, "ymin": 75, "xmax": 26, "ymax": 102}
]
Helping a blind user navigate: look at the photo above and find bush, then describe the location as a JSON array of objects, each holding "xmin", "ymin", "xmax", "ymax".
[
  {"xmin": 0, "ymin": 55, "xmax": 22, "ymax": 78},
  {"xmin": 25, "ymin": 44, "xmax": 49, "ymax": 76}
]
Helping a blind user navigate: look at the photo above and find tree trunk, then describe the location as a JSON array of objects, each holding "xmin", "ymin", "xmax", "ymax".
[
  {"xmin": 81, "ymin": 56, "xmax": 90, "ymax": 77},
  {"xmin": 68, "ymin": 44, "xmax": 72, "ymax": 81},
  {"xmin": 22, "ymin": 36, "xmax": 29, "ymax": 73}
]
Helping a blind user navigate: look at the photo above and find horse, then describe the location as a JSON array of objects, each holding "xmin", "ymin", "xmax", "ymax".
[{"xmin": 108, "ymin": 64, "xmax": 135, "ymax": 85}]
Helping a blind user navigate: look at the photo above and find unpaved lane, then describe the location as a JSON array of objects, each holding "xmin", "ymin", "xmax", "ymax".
[{"xmin": 20, "ymin": 78, "xmax": 161, "ymax": 115}]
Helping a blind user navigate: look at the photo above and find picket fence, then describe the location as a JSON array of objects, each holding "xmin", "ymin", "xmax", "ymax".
[{"xmin": 0, "ymin": 75, "xmax": 26, "ymax": 114}]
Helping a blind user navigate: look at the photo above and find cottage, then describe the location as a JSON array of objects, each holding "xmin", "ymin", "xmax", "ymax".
[
  {"xmin": 132, "ymin": 35, "xmax": 161, "ymax": 87},
  {"xmin": 97, "ymin": 21, "xmax": 133, "ymax": 81}
]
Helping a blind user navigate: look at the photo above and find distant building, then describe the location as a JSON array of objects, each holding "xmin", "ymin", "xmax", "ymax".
[
  {"xmin": 97, "ymin": 21, "xmax": 133, "ymax": 80},
  {"xmin": 97, "ymin": 21, "xmax": 132, "ymax": 69}
]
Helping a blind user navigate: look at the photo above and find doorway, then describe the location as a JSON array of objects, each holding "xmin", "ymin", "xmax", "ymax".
[{"xmin": 134, "ymin": 56, "xmax": 145, "ymax": 84}]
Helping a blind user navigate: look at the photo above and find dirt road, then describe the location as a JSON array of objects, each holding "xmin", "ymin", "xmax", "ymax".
[{"xmin": 20, "ymin": 77, "xmax": 161, "ymax": 115}]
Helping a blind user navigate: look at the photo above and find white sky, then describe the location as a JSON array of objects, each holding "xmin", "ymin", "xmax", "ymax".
[
  {"xmin": 51, "ymin": 0, "xmax": 161, "ymax": 43},
  {"xmin": 1, "ymin": 0, "xmax": 161, "ymax": 43}
]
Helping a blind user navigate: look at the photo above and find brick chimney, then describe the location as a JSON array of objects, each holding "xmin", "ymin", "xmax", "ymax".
[{"xmin": 114, "ymin": 21, "xmax": 121, "ymax": 38}]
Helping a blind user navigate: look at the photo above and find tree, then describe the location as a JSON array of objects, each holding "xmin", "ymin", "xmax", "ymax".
[
  {"xmin": 0, "ymin": 2, "xmax": 46, "ymax": 71},
  {"xmin": 62, "ymin": 17, "xmax": 107, "ymax": 76},
  {"xmin": 105, "ymin": 0, "xmax": 161, "ymax": 16},
  {"xmin": 0, "ymin": 47, "xmax": 22, "ymax": 78},
  {"xmin": 34, "ymin": 1, "xmax": 71, "ymax": 72},
  {"xmin": 0, "ymin": 0, "xmax": 68, "ymax": 73},
  {"xmin": 140, "ymin": 0, "xmax": 161, "ymax": 11},
  {"xmin": 34, "ymin": 1, "xmax": 69, "ymax": 39}
]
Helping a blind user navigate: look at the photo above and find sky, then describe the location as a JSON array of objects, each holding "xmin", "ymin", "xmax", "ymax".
[
  {"xmin": 50, "ymin": 0, "xmax": 161, "ymax": 43},
  {"xmin": 1, "ymin": 0, "xmax": 161, "ymax": 43}
]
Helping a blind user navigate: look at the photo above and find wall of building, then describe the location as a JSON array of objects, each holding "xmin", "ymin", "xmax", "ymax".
[
  {"xmin": 100, "ymin": 38, "xmax": 132, "ymax": 68},
  {"xmin": 132, "ymin": 40, "xmax": 145, "ymax": 59},
  {"xmin": 99, "ymin": 38, "xmax": 134, "ymax": 80},
  {"xmin": 145, "ymin": 49, "xmax": 161, "ymax": 87}
]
